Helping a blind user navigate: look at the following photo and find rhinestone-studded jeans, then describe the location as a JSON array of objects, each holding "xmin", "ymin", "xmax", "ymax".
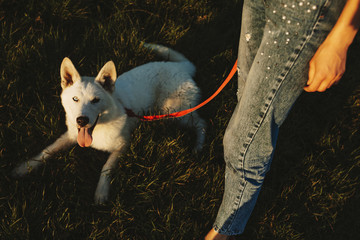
[{"xmin": 214, "ymin": 0, "xmax": 346, "ymax": 235}]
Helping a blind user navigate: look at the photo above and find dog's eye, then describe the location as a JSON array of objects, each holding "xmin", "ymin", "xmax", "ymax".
[
  {"xmin": 91, "ymin": 97, "xmax": 100, "ymax": 104},
  {"xmin": 72, "ymin": 96, "xmax": 79, "ymax": 102}
]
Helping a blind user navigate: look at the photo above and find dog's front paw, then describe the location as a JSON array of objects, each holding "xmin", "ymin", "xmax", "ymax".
[
  {"xmin": 12, "ymin": 165, "xmax": 28, "ymax": 178},
  {"xmin": 12, "ymin": 160, "xmax": 41, "ymax": 178},
  {"xmin": 94, "ymin": 174, "xmax": 110, "ymax": 205}
]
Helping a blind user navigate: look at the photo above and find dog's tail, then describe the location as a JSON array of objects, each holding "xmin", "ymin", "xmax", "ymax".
[{"xmin": 143, "ymin": 43, "xmax": 196, "ymax": 76}]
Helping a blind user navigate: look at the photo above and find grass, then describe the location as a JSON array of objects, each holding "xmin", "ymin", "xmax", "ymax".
[{"xmin": 0, "ymin": 0, "xmax": 360, "ymax": 239}]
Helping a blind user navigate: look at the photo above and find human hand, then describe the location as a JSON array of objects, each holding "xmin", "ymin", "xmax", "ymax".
[{"xmin": 304, "ymin": 40, "xmax": 347, "ymax": 92}]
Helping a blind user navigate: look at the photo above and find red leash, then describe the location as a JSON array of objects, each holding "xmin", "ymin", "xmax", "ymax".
[{"xmin": 125, "ymin": 60, "xmax": 238, "ymax": 121}]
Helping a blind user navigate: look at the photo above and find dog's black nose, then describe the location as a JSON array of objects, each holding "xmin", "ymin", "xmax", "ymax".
[{"xmin": 76, "ymin": 116, "xmax": 89, "ymax": 127}]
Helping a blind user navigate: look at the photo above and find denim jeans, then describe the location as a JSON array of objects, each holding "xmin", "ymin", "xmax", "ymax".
[{"xmin": 214, "ymin": 0, "xmax": 346, "ymax": 235}]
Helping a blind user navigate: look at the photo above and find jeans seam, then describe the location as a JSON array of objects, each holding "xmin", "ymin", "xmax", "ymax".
[{"xmin": 225, "ymin": 163, "xmax": 247, "ymax": 234}]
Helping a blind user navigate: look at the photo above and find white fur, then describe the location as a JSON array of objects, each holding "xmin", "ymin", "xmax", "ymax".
[{"xmin": 13, "ymin": 44, "xmax": 206, "ymax": 204}]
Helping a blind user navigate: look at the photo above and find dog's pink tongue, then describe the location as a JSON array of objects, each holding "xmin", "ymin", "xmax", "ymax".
[{"xmin": 77, "ymin": 128, "xmax": 93, "ymax": 147}]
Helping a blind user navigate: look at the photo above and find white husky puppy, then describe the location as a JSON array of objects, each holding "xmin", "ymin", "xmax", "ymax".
[{"xmin": 13, "ymin": 43, "xmax": 206, "ymax": 204}]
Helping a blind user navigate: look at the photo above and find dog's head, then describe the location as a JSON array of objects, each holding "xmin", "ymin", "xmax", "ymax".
[{"xmin": 60, "ymin": 57, "xmax": 117, "ymax": 147}]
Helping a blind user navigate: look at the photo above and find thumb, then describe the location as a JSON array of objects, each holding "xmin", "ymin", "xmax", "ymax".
[{"xmin": 306, "ymin": 62, "xmax": 315, "ymax": 86}]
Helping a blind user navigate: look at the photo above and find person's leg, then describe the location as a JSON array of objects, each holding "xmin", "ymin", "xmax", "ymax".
[
  {"xmin": 205, "ymin": 1, "xmax": 266, "ymax": 238},
  {"xmin": 210, "ymin": 0, "xmax": 346, "ymax": 237},
  {"xmin": 205, "ymin": 2, "xmax": 265, "ymax": 238}
]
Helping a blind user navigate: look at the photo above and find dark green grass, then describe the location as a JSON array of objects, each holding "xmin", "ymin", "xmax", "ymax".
[{"xmin": 1, "ymin": 0, "xmax": 360, "ymax": 239}]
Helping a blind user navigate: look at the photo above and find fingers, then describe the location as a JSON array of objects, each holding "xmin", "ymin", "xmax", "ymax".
[
  {"xmin": 304, "ymin": 65, "xmax": 343, "ymax": 92},
  {"xmin": 304, "ymin": 76, "xmax": 336, "ymax": 92}
]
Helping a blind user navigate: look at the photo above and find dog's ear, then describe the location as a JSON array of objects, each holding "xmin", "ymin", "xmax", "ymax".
[
  {"xmin": 95, "ymin": 61, "xmax": 117, "ymax": 93},
  {"xmin": 60, "ymin": 57, "xmax": 81, "ymax": 89}
]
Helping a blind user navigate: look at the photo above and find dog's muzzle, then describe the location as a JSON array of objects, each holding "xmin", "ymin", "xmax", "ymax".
[{"xmin": 76, "ymin": 115, "xmax": 99, "ymax": 147}]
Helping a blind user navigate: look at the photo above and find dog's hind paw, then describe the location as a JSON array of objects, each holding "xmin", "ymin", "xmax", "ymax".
[{"xmin": 192, "ymin": 143, "xmax": 204, "ymax": 155}]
